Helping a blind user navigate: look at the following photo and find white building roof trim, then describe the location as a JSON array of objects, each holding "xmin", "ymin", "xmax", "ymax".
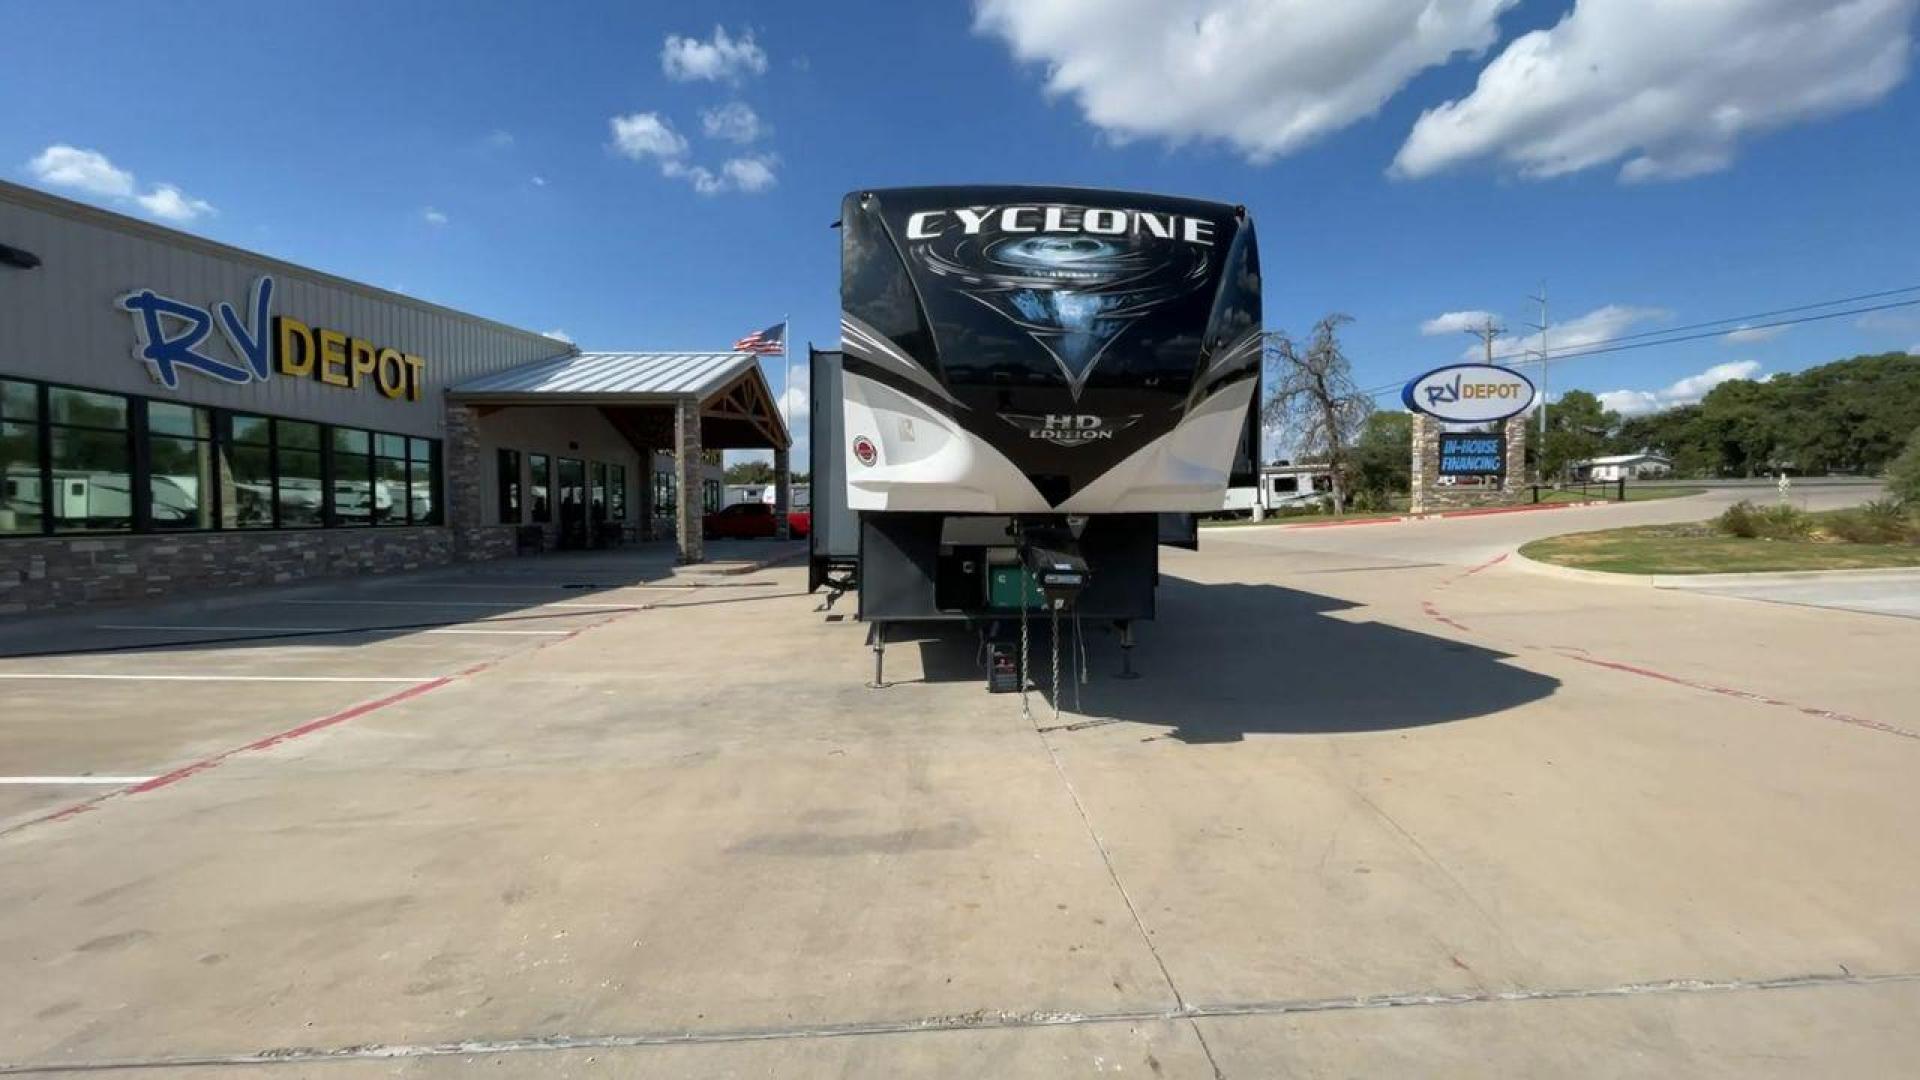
[{"xmin": 450, "ymin": 351, "xmax": 760, "ymax": 400}]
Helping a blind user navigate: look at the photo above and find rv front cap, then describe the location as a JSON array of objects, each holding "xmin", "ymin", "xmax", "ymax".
[{"xmin": 904, "ymin": 205, "xmax": 1215, "ymax": 246}]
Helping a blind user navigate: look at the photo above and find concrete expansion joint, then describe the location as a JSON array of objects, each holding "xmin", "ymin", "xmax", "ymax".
[{"xmin": 4, "ymin": 970, "xmax": 1914, "ymax": 1074}]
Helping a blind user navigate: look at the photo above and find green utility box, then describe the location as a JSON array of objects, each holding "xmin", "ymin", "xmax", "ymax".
[{"xmin": 986, "ymin": 565, "xmax": 1046, "ymax": 611}]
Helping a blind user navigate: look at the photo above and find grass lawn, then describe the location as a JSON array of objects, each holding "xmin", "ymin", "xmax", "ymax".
[
  {"xmin": 1521, "ymin": 518, "xmax": 1920, "ymax": 575},
  {"xmin": 1534, "ymin": 485, "xmax": 1705, "ymax": 505}
]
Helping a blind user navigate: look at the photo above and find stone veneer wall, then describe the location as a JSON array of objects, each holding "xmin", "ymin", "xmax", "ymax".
[
  {"xmin": 0, "ymin": 401, "xmax": 519, "ymax": 615},
  {"xmin": 0, "ymin": 528, "xmax": 457, "ymax": 615},
  {"xmin": 1410, "ymin": 412, "xmax": 1532, "ymax": 514}
]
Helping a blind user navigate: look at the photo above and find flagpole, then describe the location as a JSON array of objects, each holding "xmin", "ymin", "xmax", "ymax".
[{"xmin": 780, "ymin": 314, "xmax": 792, "ymax": 465}]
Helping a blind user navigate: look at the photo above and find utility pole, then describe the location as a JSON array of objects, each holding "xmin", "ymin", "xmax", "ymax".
[
  {"xmin": 1524, "ymin": 285, "xmax": 1550, "ymax": 483},
  {"xmin": 1465, "ymin": 315, "xmax": 1504, "ymax": 363},
  {"xmin": 1524, "ymin": 285, "xmax": 1549, "ymax": 440}
]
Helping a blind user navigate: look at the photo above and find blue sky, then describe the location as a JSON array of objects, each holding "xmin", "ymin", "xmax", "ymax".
[{"xmin": 6, "ymin": 0, "xmax": 1919, "ymax": 458}]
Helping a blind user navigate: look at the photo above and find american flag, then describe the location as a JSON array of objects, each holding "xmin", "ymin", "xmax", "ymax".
[{"xmin": 733, "ymin": 321, "xmax": 786, "ymax": 356}]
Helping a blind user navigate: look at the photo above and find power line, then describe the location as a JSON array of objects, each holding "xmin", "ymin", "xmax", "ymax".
[
  {"xmin": 1524, "ymin": 295, "xmax": 1920, "ymax": 364},
  {"xmin": 1354, "ymin": 286, "xmax": 1920, "ymax": 400},
  {"xmin": 1491, "ymin": 283, "xmax": 1920, "ymax": 362}
]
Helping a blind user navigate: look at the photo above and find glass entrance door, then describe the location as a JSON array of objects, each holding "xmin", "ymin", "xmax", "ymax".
[{"xmin": 557, "ymin": 457, "xmax": 586, "ymax": 548}]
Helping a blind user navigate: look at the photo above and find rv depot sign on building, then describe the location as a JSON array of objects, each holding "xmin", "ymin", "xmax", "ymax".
[
  {"xmin": 119, "ymin": 275, "xmax": 428, "ymax": 401},
  {"xmin": 1403, "ymin": 363, "xmax": 1537, "ymax": 512}
]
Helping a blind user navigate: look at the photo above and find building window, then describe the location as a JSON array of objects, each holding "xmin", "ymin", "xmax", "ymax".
[
  {"xmin": 277, "ymin": 420, "xmax": 323, "ymax": 528},
  {"xmin": 0, "ymin": 377, "xmax": 442, "ymax": 540},
  {"xmin": 48, "ymin": 387, "xmax": 132, "ymax": 533},
  {"xmin": 497, "ymin": 449, "xmax": 522, "ymax": 524},
  {"xmin": 0, "ymin": 380, "xmax": 43, "ymax": 535},
  {"xmin": 528, "ymin": 452, "xmax": 551, "ymax": 524},
  {"xmin": 407, "ymin": 438, "xmax": 438, "ymax": 525},
  {"xmin": 608, "ymin": 465, "xmax": 626, "ymax": 520},
  {"xmin": 331, "ymin": 427, "xmax": 374, "ymax": 526},
  {"xmin": 147, "ymin": 402, "xmax": 214, "ymax": 531},
  {"xmin": 653, "ymin": 471, "xmax": 675, "ymax": 515},
  {"xmin": 703, "ymin": 478, "xmax": 722, "ymax": 513},
  {"xmin": 590, "ymin": 461, "xmax": 608, "ymax": 524},
  {"xmin": 375, "ymin": 434, "xmax": 408, "ymax": 526},
  {"xmin": 223, "ymin": 413, "xmax": 274, "ymax": 529}
]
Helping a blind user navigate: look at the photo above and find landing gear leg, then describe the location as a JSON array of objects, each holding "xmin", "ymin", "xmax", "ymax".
[
  {"xmin": 867, "ymin": 622, "xmax": 888, "ymax": 689},
  {"xmin": 1116, "ymin": 620, "xmax": 1140, "ymax": 680}
]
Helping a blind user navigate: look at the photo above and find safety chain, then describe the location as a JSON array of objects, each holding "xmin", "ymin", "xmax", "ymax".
[
  {"xmin": 1018, "ymin": 572, "xmax": 1032, "ymax": 724},
  {"xmin": 1050, "ymin": 604, "xmax": 1062, "ymax": 723}
]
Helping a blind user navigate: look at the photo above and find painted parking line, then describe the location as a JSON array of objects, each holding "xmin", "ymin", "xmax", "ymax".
[
  {"xmin": 96, "ymin": 624, "xmax": 573, "ymax": 637},
  {"xmin": 0, "ymin": 777, "xmax": 156, "ymax": 785},
  {"xmin": 0, "ymin": 673, "xmax": 438, "ymax": 683}
]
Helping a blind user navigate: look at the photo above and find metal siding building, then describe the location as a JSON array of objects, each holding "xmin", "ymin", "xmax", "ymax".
[
  {"xmin": 0, "ymin": 182, "xmax": 784, "ymax": 613},
  {"xmin": 0, "ymin": 180, "xmax": 564, "ymax": 437}
]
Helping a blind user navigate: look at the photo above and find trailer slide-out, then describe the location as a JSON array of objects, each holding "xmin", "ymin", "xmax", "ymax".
[{"xmin": 809, "ymin": 186, "xmax": 1260, "ymax": 699}]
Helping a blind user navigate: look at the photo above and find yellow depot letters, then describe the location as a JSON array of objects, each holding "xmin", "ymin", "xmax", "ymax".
[{"xmin": 274, "ymin": 316, "xmax": 426, "ymax": 401}]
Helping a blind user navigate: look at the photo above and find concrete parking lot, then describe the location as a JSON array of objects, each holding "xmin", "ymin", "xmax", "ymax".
[{"xmin": 3, "ymin": 493, "xmax": 1918, "ymax": 1077}]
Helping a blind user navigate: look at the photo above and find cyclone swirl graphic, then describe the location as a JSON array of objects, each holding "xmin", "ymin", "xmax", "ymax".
[{"xmin": 911, "ymin": 205, "xmax": 1216, "ymax": 397}]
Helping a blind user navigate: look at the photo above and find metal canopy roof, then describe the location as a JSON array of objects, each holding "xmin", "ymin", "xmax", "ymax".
[
  {"xmin": 449, "ymin": 350, "xmax": 790, "ymax": 451},
  {"xmin": 449, "ymin": 351, "xmax": 759, "ymax": 400}
]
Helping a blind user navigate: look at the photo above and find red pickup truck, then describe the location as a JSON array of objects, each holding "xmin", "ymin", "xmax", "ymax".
[{"xmin": 703, "ymin": 501, "xmax": 811, "ymax": 539}]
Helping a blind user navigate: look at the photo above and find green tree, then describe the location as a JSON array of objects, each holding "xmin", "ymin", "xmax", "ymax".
[
  {"xmin": 1538, "ymin": 389, "xmax": 1617, "ymax": 481},
  {"xmin": 1351, "ymin": 411, "xmax": 1412, "ymax": 499},
  {"xmin": 1888, "ymin": 426, "xmax": 1920, "ymax": 506},
  {"xmin": 724, "ymin": 460, "xmax": 774, "ymax": 484}
]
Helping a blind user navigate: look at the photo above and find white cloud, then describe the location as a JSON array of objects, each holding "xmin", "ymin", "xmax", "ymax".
[
  {"xmin": 609, "ymin": 112, "xmax": 688, "ymax": 161},
  {"xmin": 28, "ymin": 144, "xmax": 217, "ymax": 223},
  {"xmin": 613, "ymin": 111, "xmax": 777, "ymax": 195},
  {"xmin": 531, "ymin": 175, "xmax": 547, "ymax": 187},
  {"xmin": 722, "ymin": 154, "xmax": 778, "ymax": 193},
  {"xmin": 1909, "ymin": 343, "xmax": 1920, "ymax": 355},
  {"xmin": 1598, "ymin": 360, "xmax": 1762, "ymax": 416},
  {"xmin": 657, "ymin": 154, "xmax": 777, "ymax": 196},
  {"xmin": 1395, "ymin": 0, "xmax": 1919, "ymax": 182},
  {"xmin": 482, "ymin": 129, "xmax": 514, "ymax": 150},
  {"xmin": 1420, "ymin": 309, "xmax": 1498, "ymax": 336},
  {"xmin": 701, "ymin": 101, "xmax": 767, "ymax": 144},
  {"xmin": 1724, "ymin": 324, "xmax": 1787, "ymax": 344},
  {"xmin": 422, "ymin": 207, "xmax": 449, "ymax": 226},
  {"xmin": 1469, "ymin": 304, "xmax": 1669, "ymax": 363},
  {"xmin": 1856, "ymin": 309, "xmax": 1920, "ymax": 333},
  {"xmin": 135, "ymin": 184, "xmax": 215, "ymax": 223},
  {"xmin": 27, "ymin": 145, "xmax": 134, "ymax": 196},
  {"xmin": 974, "ymin": 0, "xmax": 1516, "ymax": 162},
  {"xmin": 661, "ymin": 25, "xmax": 768, "ymax": 83},
  {"xmin": 543, "ymin": 328, "xmax": 574, "ymax": 345}
]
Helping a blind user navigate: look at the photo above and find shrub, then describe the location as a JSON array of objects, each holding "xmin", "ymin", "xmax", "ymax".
[
  {"xmin": 1717, "ymin": 500, "xmax": 1759, "ymax": 538},
  {"xmin": 1824, "ymin": 501, "xmax": 1907, "ymax": 544},
  {"xmin": 1717, "ymin": 500, "xmax": 1813, "ymax": 540},
  {"xmin": 1753, "ymin": 503, "xmax": 1813, "ymax": 540},
  {"xmin": 1889, "ymin": 428, "xmax": 1920, "ymax": 508}
]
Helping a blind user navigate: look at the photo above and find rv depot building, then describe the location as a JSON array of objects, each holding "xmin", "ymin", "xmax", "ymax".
[{"xmin": 0, "ymin": 181, "xmax": 791, "ymax": 614}]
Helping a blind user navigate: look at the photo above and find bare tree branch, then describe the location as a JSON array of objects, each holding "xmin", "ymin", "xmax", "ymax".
[{"xmin": 1262, "ymin": 313, "xmax": 1373, "ymax": 513}]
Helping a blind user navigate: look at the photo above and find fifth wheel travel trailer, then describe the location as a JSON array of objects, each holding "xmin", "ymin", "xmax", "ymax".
[{"xmin": 809, "ymin": 186, "xmax": 1260, "ymax": 703}]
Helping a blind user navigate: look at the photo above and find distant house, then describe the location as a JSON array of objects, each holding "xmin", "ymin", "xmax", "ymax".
[{"xmin": 1578, "ymin": 452, "xmax": 1673, "ymax": 481}]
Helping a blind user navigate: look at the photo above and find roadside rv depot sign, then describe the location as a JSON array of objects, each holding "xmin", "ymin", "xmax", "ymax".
[
  {"xmin": 118, "ymin": 276, "xmax": 427, "ymax": 401},
  {"xmin": 1401, "ymin": 363, "xmax": 1536, "ymax": 424}
]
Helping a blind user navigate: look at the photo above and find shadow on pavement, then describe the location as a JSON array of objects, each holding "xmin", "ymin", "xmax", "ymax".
[{"xmin": 909, "ymin": 574, "xmax": 1558, "ymax": 742}]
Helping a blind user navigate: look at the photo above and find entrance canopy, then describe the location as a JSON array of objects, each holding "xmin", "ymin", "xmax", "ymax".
[{"xmin": 448, "ymin": 351, "xmax": 790, "ymax": 451}]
